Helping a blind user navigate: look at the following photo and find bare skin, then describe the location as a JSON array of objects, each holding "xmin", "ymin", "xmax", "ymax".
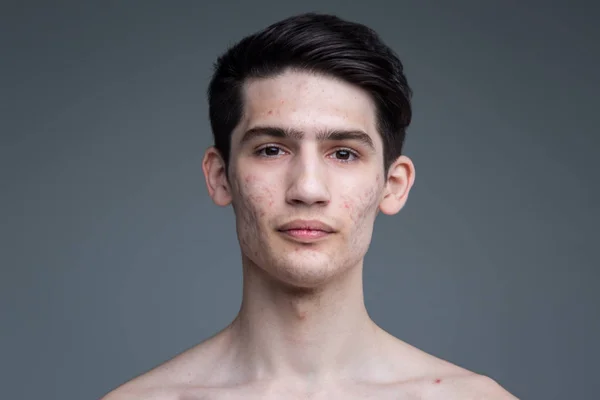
[{"xmin": 102, "ymin": 70, "xmax": 518, "ymax": 399}]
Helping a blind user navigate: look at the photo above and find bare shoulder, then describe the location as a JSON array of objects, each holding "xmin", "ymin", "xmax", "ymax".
[
  {"xmin": 99, "ymin": 367, "xmax": 183, "ymax": 400},
  {"xmin": 100, "ymin": 385, "xmax": 172, "ymax": 400},
  {"xmin": 100, "ymin": 330, "xmax": 230, "ymax": 400},
  {"xmin": 420, "ymin": 373, "xmax": 519, "ymax": 400}
]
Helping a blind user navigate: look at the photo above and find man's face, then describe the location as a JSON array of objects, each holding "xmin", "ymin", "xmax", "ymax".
[{"xmin": 206, "ymin": 70, "xmax": 410, "ymax": 288}]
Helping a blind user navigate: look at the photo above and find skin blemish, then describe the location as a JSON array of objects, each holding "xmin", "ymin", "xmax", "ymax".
[
  {"xmin": 229, "ymin": 71, "xmax": 393, "ymax": 292},
  {"xmin": 434, "ymin": 379, "xmax": 442, "ymax": 384}
]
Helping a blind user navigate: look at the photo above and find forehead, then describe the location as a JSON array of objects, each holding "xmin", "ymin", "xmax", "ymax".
[{"xmin": 232, "ymin": 70, "xmax": 380, "ymax": 145}]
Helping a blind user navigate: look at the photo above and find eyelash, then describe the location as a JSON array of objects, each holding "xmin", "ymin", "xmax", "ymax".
[{"xmin": 254, "ymin": 145, "xmax": 360, "ymax": 163}]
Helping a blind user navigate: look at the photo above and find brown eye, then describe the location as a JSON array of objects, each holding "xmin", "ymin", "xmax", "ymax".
[
  {"xmin": 264, "ymin": 146, "xmax": 280, "ymax": 156},
  {"xmin": 336, "ymin": 150, "xmax": 351, "ymax": 160},
  {"xmin": 256, "ymin": 146, "xmax": 285, "ymax": 157},
  {"xmin": 331, "ymin": 149, "xmax": 358, "ymax": 162}
]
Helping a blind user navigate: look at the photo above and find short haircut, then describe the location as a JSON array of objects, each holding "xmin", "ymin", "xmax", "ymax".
[{"xmin": 208, "ymin": 12, "xmax": 412, "ymax": 174}]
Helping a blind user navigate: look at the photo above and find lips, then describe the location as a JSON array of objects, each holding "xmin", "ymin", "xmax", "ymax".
[
  {"xmin": 277, "ymin": 219, "xmax": 336, "ymax": 242},
  {"xmin": 277, "ymin": 219, "xmax": 335, "ymax": 233}
]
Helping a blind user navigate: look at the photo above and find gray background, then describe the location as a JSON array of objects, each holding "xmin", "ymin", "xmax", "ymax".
[{"xmin": 1, "ymin": 1, "xmax": 598, "ymax": 399}]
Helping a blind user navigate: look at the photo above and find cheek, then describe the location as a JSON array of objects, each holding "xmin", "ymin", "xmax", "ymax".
[
  {"xmin": 237, "ymin": 174, "xmax": 275, "ymax": 219},
  {"xmin": 340, "ymin": 181, "xmax": 381, "ymax": 225}
]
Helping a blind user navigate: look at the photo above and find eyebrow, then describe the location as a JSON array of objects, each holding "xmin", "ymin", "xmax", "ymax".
[{"xmin": 239, "ymin": 126, "xmax": 375, "ymax": 151}]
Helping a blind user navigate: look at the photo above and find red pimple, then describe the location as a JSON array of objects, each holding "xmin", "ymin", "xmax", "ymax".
[{"xmin": 434, "ymin": 379, "xmax": 442, "ymax": 384}]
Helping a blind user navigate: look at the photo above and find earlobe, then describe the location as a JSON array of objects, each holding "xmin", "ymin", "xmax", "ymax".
[
  {"xmin": 379, "ymin": 155, "xmax": 415, "ymax": 215},
  {"xmin": 202, "ymin": 147, "xmax": 232, "ymax": 207}
]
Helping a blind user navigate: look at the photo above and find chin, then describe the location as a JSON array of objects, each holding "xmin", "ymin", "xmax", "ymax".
[{"xmin": 267, "ymin": 251, "xmax": 347, "ymax": 289}]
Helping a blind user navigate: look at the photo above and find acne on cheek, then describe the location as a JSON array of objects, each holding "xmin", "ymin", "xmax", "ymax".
[
  {"xmin": 363, "ymin": 187, "xmax": 379, "ymax": 213},
  {"xmin": 246, "ymin": 194, "xmax": 266, "ymax": 218},
  {"xmin": 341, "ymin": 181, "xmax": 379, "ymax": 214},
  {"xmin": 242, "ymin": 174, "xmax": 274, "ymax": 217},
  {"xmin": 340, "ymin": 172, "xmax": 383, "ymax": 213},
  {"xmin": 341, "ymin": 200, "xmax": 355, "ymax": 215}
]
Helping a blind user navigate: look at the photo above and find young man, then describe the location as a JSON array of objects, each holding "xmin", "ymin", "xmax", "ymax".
[{"xmin": 103, "ymin": 13, "xmax": 517, "ymax": 399}]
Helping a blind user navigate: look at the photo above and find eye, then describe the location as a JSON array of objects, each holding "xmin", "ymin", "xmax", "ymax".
[
  {"xmin": 330, "ymin": 148, "xmax": 359, "ymax": 162},
  {"xmin": 256, "ymin": 145, "xmax": 286, "ymax": 157}
]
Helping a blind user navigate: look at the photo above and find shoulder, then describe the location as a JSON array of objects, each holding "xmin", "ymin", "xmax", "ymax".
[
  {"xmin": 100, "ymin": 369, "xmax": 187, "ymax": 400},
  {"xmin": 421, "ymin": 373, "xmax": 519, "ymax": 399},
  {"xmin": 99, "ymin": 362, "xmax": 197, "ymax": 400},
  {"xmin": 100, "ymin": 385, "xmax": 173, "ymax": 400},
  {"xmin": 101, "ymin": 330, "xmax": 232, "ymax": 399},
  {"xmin": 99, "ymin": 351, "xmax": 193, "ymax": 400}
]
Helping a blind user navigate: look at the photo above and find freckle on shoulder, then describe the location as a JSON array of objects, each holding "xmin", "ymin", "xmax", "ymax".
[{"xmin": 425, "ymin": 373, "xmax": 519, "ymax": 399}]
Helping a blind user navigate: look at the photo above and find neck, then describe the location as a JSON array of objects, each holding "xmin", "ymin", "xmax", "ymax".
[{"xmin": 226, "ymin": 256, "xmax": 383, "ymax": 384}]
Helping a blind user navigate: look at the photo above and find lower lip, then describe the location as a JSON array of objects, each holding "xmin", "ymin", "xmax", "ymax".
[{"xmin": 280, "ymin": 229, "xmax": 331, "ymax": 240}]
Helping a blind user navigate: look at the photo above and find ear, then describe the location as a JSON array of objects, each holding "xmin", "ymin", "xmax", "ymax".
[
  {"xmin": 379, "ymin": 155, "xmax": 416, "ymax": 215},
  {"xmin": 202, "ymin": 147, "xmax": 232, "ymax": 207}
]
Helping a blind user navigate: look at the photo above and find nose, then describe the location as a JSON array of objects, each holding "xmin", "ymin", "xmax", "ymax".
[{"xmin": 285, "ymin": 150, "xmax": 331, "ymax": 207}]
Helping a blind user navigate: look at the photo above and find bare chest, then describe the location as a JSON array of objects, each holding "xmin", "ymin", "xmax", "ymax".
[{"xmin": 177, "ymin": 383, "xmax": 430, "ymax": 400}]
